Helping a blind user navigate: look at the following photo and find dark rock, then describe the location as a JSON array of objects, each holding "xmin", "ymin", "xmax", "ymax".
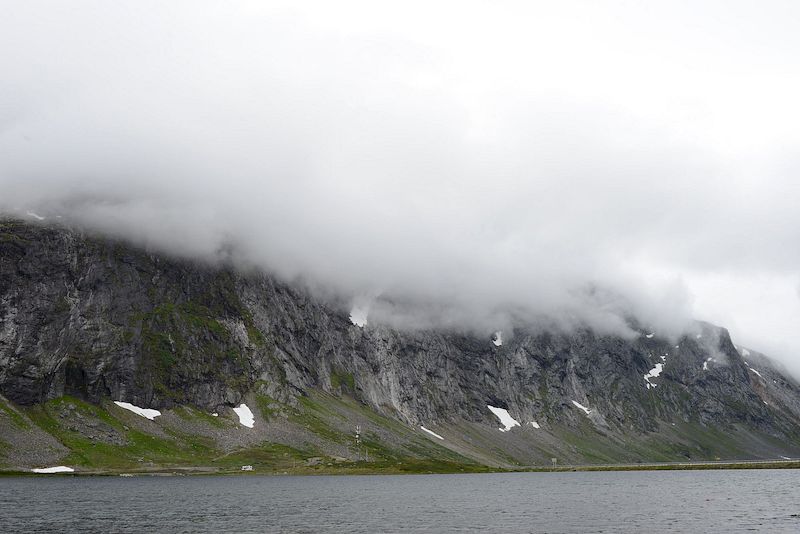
[{"xmin": 2, "ymin": 219, "xmax": 800, "ymax": 448}]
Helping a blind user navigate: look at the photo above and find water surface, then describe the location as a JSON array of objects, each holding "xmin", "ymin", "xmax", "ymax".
[{"xmin": 1, "ymin": 470, "xmax": 799, "ymax": 533}]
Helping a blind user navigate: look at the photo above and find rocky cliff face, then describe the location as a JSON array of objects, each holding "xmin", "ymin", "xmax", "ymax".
[{"xmin": 3, "ymin": 218, "xmax": 800, "ymax": 469}]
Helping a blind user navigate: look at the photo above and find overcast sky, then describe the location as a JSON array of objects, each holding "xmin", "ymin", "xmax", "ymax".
[{"xmin": 1, "ymin": 1, "xmax": 800, "ymax": 370}]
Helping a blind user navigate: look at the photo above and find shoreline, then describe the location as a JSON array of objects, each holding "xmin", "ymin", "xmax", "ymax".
[{"xmin": 3, "ymin": 459, "xmax": 799, "ymax": 478}]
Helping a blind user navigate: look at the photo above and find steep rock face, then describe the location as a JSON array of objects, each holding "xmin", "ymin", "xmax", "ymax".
[{"xmin": 2, "ymin": 219, "xmax": 800, "ymax": 447}]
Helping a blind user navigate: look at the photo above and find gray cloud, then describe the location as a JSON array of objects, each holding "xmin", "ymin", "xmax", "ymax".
[{"xmin": 2, "ymin": 2, "xmax": 800, "ymax": 367}]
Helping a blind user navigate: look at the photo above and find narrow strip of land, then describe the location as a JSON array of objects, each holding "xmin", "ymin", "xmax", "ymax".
[
  {"xmin": 3, "ymin": 458, "xmax": 800, "ymax": 477},
  {"xmin": 521, "ymin": 458, "xmax": 800, "ymax": 472}
]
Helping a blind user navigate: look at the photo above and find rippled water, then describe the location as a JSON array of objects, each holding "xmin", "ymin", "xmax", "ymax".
[{"xmin": 1, "ymin": 470, "xmax": 799, "ymax": 533}]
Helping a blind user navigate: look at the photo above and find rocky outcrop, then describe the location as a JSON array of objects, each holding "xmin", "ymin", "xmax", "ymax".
[{"xmin": 3, "ymin": 218, "xmax": 800, "ymax": 453}]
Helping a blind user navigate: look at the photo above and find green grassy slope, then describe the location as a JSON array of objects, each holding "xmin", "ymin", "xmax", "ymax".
[{"xmin": 2, "ymin": 391, "xmax": 798, "ymax": 475}]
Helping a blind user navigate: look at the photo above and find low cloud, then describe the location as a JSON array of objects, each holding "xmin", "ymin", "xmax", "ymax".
[{"xmin": 2, "ymin": 2, "xmax": 800, "ymax": 363}]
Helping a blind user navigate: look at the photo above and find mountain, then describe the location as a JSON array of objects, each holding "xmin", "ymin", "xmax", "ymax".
[{"xmin": 2, "ymin": 218, "xmax": 800, "ymax": 474}]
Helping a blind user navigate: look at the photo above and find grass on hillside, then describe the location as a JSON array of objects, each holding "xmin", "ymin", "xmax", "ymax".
[
  {"xmin": 0, "ymin": 397, "xmax": 30, "ymax": 429},
  {"xmin": 14, "ymin": 393, "xmax": 488, "ymax": 475}
]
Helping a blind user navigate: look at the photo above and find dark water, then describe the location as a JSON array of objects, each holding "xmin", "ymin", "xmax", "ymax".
[{"xmin": 1, "ymin": 470, "xmax": 799, "ymax": 533}]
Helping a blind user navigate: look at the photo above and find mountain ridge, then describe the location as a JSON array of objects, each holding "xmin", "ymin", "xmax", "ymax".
[{"xmin": 3, "ymin": 218, "xmax": 800, "ymax": 473}]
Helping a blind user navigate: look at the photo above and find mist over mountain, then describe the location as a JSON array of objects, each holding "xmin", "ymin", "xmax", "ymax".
[
  {"xmin": 2, "ymin": 2, "xmax": 800, "ymax": 369},
  {"xmin": 4, "ymin": 219, "xmax": 800, "ymax": 476}
]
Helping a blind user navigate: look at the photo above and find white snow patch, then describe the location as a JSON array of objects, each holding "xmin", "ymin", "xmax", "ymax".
[
  {"xmin": 233, "ymin": 404, "xmax": 255, "ymax": 428},
  {"xmin": 114, "ymin": 401, "xmax": 161, "ymax": 420},
  {"xmin": 492, "ymin": 331, "xmax": 503, "ymax": 346},
  {"xmin": 748, "ymin": 367, "xmax": 764, "ymax": 379},
  {"xmin": 644, "ymin": 354, "xmax": 666, "ymax": 389},
  {"xmin": 571, "ymin": 400, "xmax": 592, "ymax": 415},
  {"xmin": 211, "ymin": 412, "xmax": 219, "ymax": 417},
  {"xmin": 420, "ymin": 426, "xmax": 444, "ymax": 440},
  {"xmin": 529, "ymin": 421, "xmax": 540, "ymax": 429},
  {"xmin": 781, "ymin": 456, "xmax": 791, "ymax": 460},
  {"xmin": 350, "ymin": 306, "xmax": 368, "ymax": 328},
  {"xmin": 26, "ymin": 211, "xmax": 46, "ymax": 221},
  {"xmin": 241, "ymin": 465, "xmax": 254, "ymax": 471},
  {"xmin": 487, "ymin": 405, "xmax": 520, "ymax": 432},
  {"xmin": 349, "ymin": 306, "xmax": 368, "ymax": 327},
  {"xmin": 32, "ymin": 466, "xmax": 74, "ymax": 474},
  {"xmin": 645, "ymin": 333, "xmax": 654, "ymax": 339},
  {"xmin": 643, "ymin": 363, "xmax": 663, "ymax": 389},
  {"xmin": 741, "ymin": 348, "xmax": 751, "ymax": 357},
  {"xmin": 696, "ymin": 334, "xmax": 702, "ymax": 339}
]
